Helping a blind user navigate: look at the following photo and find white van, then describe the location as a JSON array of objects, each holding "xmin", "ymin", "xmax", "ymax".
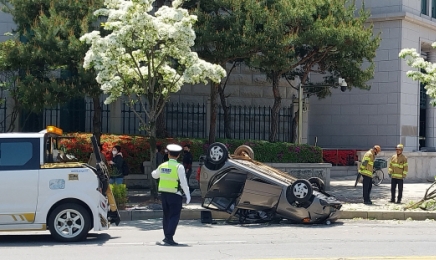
[{"xmin": 0, "ymin": 126, "xmax": 120, "ymax": 242}]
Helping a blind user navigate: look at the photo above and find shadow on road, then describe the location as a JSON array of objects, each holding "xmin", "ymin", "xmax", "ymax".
[{"xmin": 0, "ymin": 232, "xmax": 113, "ymax": 246}]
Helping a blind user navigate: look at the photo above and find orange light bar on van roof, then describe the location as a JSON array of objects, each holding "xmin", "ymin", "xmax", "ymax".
[{"xmin": 46, "ymin": 125, "xmax": 63, "ymax": 135}]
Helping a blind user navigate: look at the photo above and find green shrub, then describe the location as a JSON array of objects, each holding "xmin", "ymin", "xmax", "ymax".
[{"xmin": 110, "ymin": 184, "xmax": 128, "ymax": 209}]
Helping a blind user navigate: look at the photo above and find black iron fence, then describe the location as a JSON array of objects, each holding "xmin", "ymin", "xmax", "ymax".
[
  {"xmin": 8, "ymin": 99, "xmax": 293, "ymax": 142},
  {"xmin": 217, "ymin": 105, "xmax": 294, "ymax": 142},
  {"xmin": 20, "ymin": 99, "xmax": 110, "ymax": 133},
  {"xmin": 122, "ymin": 102, "xmax": 294, "ymax": 142},
  {"xmin": 0, "ymin": 98, "xmax": 7, "ymax": 133}
]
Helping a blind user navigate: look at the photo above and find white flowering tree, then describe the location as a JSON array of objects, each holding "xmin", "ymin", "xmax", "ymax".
[
  {"xmin": 400, "ymin": 44, "xmax": 436, "ymax": 106},
  {"xmin": 81, "ymin": 0, "xmax": 226, "ymax": 198}
]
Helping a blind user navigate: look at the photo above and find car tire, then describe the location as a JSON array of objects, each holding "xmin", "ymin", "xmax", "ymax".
[
  {"xmin": 286, "ymin": 179, "xmax": 313, "ymax": 203},
  {"xmin": 48, "ymin": 203, "xmax": 91, "ymax": 242},
  {"xmin": 308, "ymin": 177, "xmax": 325, "ymax": 192},
  {"xmin": 204, "ymin": 160, "xmax": 225, "ymax": 171},
  {"xmin": 234, "ymin": 145, "xmax": 254, "ymax": 159},
  {"xmin": 206, "ymin": 142, "xmax": 228, "ymax": 165}
]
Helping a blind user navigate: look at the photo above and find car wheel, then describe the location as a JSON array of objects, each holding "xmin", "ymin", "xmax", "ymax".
[
  {"xmin": 207, "ymin": 142, "xmax": 228, "ymax": 165},
  {"xmin": 308, "ymin": 177, "xmax": 325, "ymax": 192},
  {"xmin": 233, "ymin": 145, "xmax": 254, "ymax": 159},
  {"xmin": 204, "ymin": 160, "xmax": 225, "ymax": 171},
  {"xmin": 48, "ymin": 203, "xmax": 91, "ymax": 242},
  {"xmin": 287, "ymin": 179, "xmax": 313, "ymax": 203}
]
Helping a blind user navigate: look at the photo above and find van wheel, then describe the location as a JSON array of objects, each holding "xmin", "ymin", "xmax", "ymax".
[
  {"xmin": 48, "ymin": 203, "xmax": 91, "ymax": 242},
  {"xmin": 207, "ymin": 142, "xmax": 228, "ymax": 165},
  {"xmin": 234, "ymin": 145, "xmax": 254, "ymax": 159},
  {"xmin": 286, "ymin": 179, "xmax": 313, "ymax": 203}
]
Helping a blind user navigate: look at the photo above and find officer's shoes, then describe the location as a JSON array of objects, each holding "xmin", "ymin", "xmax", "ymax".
[
  {"xmin": 363, "ymin": 201, "xmax": 372, "ymax": 205},
  {"xmin": 389, "ymin": 199, "xmax": 395, "ymax": 203},
  {"xmin": 163, "ymin": 238, "xmax": 179, "ymax": 246}
]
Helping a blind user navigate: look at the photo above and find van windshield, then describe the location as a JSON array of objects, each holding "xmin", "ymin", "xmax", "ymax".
[{"xmin": 45, "ymin": 136, "xmax": 78, "ymax": 163}]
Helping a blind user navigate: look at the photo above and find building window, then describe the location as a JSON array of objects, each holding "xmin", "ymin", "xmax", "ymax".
[
  {"xmin": 423, "ymin": 0, "xmax": 429, "ymax": 15},
  {"xmin": 433, "ymin": 0, "xmax": 436, "ymax": 18}
]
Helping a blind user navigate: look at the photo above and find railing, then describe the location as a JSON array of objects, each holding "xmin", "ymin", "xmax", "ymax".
[
  {"xmin": 121, "ymin": 102, "xmax": 294, "ymax": 142},
  {"xmin": 20, "ymin": 99, "xmax": 110, "ymax": 133},
  {"xmin": 0, "ymin": 98, "xmax": 7, "ymax": 132},
  {"xmin": 217, "ymin": 105, "xmax": 293, "ymax": 142}
]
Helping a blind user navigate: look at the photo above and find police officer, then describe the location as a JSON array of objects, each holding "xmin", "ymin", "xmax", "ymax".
[
  {"xmin": 388, "ymin": 144, "xmax": 408, "ymax": 204},
  {"xmin": 151, "ymin": 144, "xmax": 191, "ymax": 246},
  {"xmin": 359, "ymin": 145, "xmax": 381, "ymax": 205}
]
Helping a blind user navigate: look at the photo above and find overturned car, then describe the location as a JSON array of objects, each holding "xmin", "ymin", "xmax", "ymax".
[{"xmin": 198, "ymin": 143, "xmax": 342, "ymax": 224}]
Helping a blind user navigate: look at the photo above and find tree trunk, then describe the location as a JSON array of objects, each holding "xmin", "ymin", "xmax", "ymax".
[
  {"xmin": 156, "ymin": 107, "xmax": 166, "ymax": 138},
  {"xmin": 208, "ymin": 82, "xmax": 219, "ymax": 144},
  {"xmin": 92, "ymin": 96, "xmax": 102, "ymax": 144},
  {"xmin": 269, "ymin": 72, "xmax": 281, "ymax": 142},
  {"xmin": 149, "ymin": 123, "xmax": 159, "ymax": 200},
  {"xmin": 218, "ymin": 84, "xmax": 231, "ymax": 139}
]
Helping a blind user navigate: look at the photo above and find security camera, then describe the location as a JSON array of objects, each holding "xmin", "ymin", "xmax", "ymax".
[
  {"xmin": 338, "ymin": 77, "xmax": 347, "ymax": 92},
  {"xmin": 338, "ymin": 77, "xmax": 347, "ymax": 87}
]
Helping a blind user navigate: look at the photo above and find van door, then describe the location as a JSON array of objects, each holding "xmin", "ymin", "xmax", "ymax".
[{"xmin": 0, "ymin": 138, "xmax": 40, "ymax": 224}]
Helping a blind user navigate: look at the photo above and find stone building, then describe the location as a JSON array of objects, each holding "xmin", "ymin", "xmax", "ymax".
[
  {"xmin": 0, "ymin": 1, "xmax": 435, "ymax": 152},
  {"xmin": 309, "ymin": 0, "xmax": 436, "ymax": 151}
]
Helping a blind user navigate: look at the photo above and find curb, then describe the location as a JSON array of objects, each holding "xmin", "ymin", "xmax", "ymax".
[{"xmin": 119, "ymin": 209, "xmax": 436, "ymax": 222}]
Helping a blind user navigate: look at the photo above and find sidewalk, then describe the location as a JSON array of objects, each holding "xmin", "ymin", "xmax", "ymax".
[{"xmin": 120, "ymin": 176, "xmax": 436, "ymax": 222}]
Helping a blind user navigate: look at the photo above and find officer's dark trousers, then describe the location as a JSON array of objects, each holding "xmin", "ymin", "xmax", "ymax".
[
  {"xmin": 391, "ymin": 178, "xmax": 404, "ymax": 202},
  {"xmin": 362, "ymin": 175, "xmax": 373, "ymax": 202},
  {"xmin": 161, "ymin": 192, "xmax": 183, "ymax": 240}
]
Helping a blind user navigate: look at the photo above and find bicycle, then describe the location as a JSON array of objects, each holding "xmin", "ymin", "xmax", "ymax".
[{"xmin": 354, "ymin": 158, "xmax": 387, "ymax": 187}]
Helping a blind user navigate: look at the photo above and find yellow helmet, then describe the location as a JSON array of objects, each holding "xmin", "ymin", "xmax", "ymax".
[
  {"xmin": 373, "ymin": 145, "xmax": 381, "ymax": 153},
  {"xmin": 396, "ymin": 144, "xmax": 404, "ymax": 150}
]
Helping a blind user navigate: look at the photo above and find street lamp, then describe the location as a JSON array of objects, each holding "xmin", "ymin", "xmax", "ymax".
[{"xmin": 297, "ymin": 78, "xmax": 348, "ymax": 144}]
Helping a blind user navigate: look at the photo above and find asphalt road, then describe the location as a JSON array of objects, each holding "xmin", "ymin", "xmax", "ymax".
[{"xmin": 1, "ymin": 219, "xmax": 436, "ymax": 260}]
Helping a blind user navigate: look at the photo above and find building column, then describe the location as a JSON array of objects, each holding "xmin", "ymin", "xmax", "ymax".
[
  {"xmin": 109, "ymin": 99, "xmax": 123, "ymax": 134},
  {"xmin": 426, "ymin": 50, "xmax": 436, "ymax": 148}
]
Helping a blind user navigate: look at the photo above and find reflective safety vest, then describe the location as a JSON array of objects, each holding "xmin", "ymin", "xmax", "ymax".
[
  {"xmin": 359, "ymin": 150, "xmax": 375, "ymax": 178},
  {"xmin": 158, "ymin": 159, "xmax": 180, "ymax": 193},
  {"xmin": 388, "ymin": 154, "xmax": 408, "ymax": 179}
]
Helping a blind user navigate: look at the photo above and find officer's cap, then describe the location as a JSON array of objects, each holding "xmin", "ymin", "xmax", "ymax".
[
  {"xmin": 396, "ymin": 144, "xmax": 404, "ymax": 150},
  {"xmin": 166, "ymin": 144, "xmax": 182, "ymax": 152}
]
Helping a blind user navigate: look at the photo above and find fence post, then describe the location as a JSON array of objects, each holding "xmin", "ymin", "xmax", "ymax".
[
  {"xmin": 109, "ymin": 99, "xmax": 123, "ymax": 134},
  {"xmin": 206, "ymin": 98, "xmax": 211, "ymax": 137}
]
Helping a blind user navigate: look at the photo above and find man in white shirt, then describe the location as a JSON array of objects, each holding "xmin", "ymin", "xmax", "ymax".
[{"xmin": 151, "ymin": 144, "xmax": 191, "ymax": 246}]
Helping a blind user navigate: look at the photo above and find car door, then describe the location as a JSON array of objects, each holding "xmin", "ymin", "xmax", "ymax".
[
  {"xmin": 0, "ymin": 138, "xmax": 40, "ymax": 224},
  {"xmin": 202, "ymin": 170, "xmax": 247, "ymax": 211}
]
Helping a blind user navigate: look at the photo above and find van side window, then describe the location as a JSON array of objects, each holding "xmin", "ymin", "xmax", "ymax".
[
  {"xmin": 0, "ymin": 138, "xmax": 40, "ymax": 170},
  {"xmin": 0, "ymin": 142, "xmax": 32, "ymax": 166}
]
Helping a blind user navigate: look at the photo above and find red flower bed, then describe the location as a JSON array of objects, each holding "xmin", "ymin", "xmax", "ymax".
[{"xmin": 322, "ymin": 149, "xmax": 358, "ymax": 166}]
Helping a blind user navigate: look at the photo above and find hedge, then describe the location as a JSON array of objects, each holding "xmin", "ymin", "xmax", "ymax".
[{"xmin": 59, "ymin": 133, "xmax": 323, "ymax": 174}]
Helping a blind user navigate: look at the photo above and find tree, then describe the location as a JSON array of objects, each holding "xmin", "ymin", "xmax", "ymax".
[
  {"xmin": 0, "ymin": 0, "xmax": 105, "ymax": 139},
  {"xmin": 80, "ymin": 0, "xmax": 226, "ymax": 198},
  {"xmin": 183, "ymin": 0, "xmax": 266, "ymax": 142},
  {"xmin": 400, "ymin": 44, "xmax": 436, "ymax": 106},
  {"xmin": 247, "ymin": 0, "xmax": 380, "ymax": 142}
]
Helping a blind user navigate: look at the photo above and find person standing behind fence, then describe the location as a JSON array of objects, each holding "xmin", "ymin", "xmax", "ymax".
[
  {"xmin": 151, "ymin": 144, "xmax": 191, "ymax": 246},
  {"xmin": 359, "ymin": 145, "xmax": 381, "ymax": 205},
  {"xmin": 182, "ymin": 144, "xmax": 194, "ymax": 194},
  {"xmin": 388, "ymin": 144, "xmax": 408, "ymax": 204},
  {"xmin": 108, "ymin": 145, "xmax": 125, "ymax": 184}
]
